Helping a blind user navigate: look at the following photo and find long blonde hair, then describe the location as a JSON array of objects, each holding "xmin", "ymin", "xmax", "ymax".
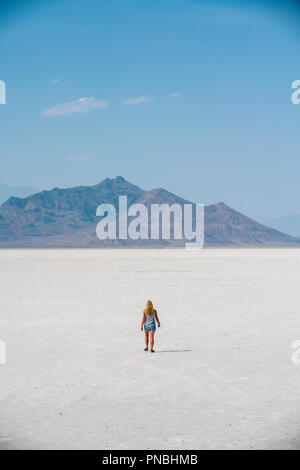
[{"xmin": 145, "ymin": 300, "xmax": 154, "ymax": 316}]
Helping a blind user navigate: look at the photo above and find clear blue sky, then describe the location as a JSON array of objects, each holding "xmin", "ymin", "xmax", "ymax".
[{"xmin": 0, "ymin": 0, "xmax": 300, "ymax": 221}]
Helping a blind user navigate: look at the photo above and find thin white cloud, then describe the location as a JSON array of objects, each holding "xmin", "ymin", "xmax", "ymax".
[
  {"xmin": 66, "ymin": 152, "xmax": 95, "ymax": 163},
  {"xmin": 51, "ymin": 78, "xmax": 61, "ymax": 85},
  {"xmin": 169, "ymin": 91, "xmax": 182, "ymax": 99},
  {"xmin": 43, "ymin": 97, "xmax": 108, "ymax": 117},
  {"xmin": 122, "ymin": 96, "xmax": 153, "ymax": 105}
]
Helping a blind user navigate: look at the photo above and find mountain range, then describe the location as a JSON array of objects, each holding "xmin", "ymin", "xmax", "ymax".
[
  {"xmin": 0, "ymin": 176, "xmax": 299, "ymax": 248},
  {"xmin": 266, "ymin": 214, "xmax": 300, "ymax": 238},
  {"xmin": 0, "ymin": 184, "xmax": 39, "ymax": 205}
]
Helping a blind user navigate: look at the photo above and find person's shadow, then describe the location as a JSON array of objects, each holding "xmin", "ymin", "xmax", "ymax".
[{"xmin": 156, "ymin": 349, "xmax": 191, "ymax": 353}]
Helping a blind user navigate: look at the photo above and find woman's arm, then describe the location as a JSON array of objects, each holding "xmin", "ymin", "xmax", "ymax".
[
  {"xmin": 141, "ymin": 311, "xmax": 146, "ymax": 331},
  {"xmin": 155, "ymin": 310, "xmax": 160, "ymax": 327}
]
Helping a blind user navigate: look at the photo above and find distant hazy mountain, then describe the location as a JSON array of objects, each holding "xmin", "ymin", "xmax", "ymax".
[
  {"xmin": 0, "ymin": 184, "xmax": 39, "ymax": 205},
  {"xmin": 265, "ymin": 214, "xmax": 300, "ymax": 238},
  {"xmin": 0, "ymin": 176, "xmax": 299, "ymax": 247}
]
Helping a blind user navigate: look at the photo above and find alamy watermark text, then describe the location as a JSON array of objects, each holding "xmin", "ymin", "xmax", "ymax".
[
  {"xmin": 0, "ymin": 80, "xmax": 6, "ymax": 104},
  {"xmin": 291, "ymin": 80, "xmax": 300, "ymax": 104},
  {"xmin": 0, "ymin": 341, "xmax": 6, "ymax": 365},
  {"xmin": 96, "ymin": 196, "xmax": 204, "ymax": 248}
]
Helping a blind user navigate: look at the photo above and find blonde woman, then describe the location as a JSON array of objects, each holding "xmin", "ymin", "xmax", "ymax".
[{"xmin": 141, "ymin": 300, "xmax": 160, "ymax": 353}]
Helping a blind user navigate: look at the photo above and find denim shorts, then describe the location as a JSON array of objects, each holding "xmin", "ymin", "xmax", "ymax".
[{"xmin": 144, "ymin": 324, "xmax": 156, "ymax": 332}]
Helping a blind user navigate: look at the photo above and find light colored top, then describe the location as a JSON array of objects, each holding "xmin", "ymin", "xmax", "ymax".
[{"xmin": 144, "ymin": 310, "xmax": 156, "ymax": 328}]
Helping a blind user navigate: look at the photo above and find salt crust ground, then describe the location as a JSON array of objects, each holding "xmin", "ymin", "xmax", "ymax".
[{"xmin": 0, "ymin": 248, "xmax": 300, "ymax": 450}]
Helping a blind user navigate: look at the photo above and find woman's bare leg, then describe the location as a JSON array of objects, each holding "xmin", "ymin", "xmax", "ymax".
[
  {"xmin": 144, "ymin": 331, "xmax": 149, "ymax": 349},
  {"xmin": 150, "ymin": 331, "xmax": 155, "ymax": 351}
]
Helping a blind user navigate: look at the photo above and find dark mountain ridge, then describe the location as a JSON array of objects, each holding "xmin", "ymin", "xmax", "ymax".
[{"xmin": 0, "ymin": 176, "xmax": 299, "ymax": 247}]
